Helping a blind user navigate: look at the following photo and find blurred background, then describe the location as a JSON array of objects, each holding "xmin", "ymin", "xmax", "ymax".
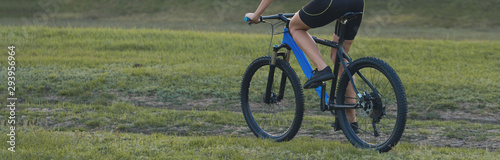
[{"xmin": 2, "ymin": 0, "xmax": 500, "ymax": 40}]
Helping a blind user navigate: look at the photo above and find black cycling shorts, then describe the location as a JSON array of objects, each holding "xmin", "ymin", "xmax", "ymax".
[{"xmin": 299, "ymin": 0, "xmax": 364, "ymax": 40}]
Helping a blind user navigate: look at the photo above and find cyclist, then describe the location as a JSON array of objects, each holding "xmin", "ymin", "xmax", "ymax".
[{"xmin": 245, "ymin": 0, "xmax": 364, "ymax": 131}]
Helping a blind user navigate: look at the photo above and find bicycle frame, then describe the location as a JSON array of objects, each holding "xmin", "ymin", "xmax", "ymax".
[
  {"xmin": 263, "ymin": 13, "xmax": 364, "ymax": 110},
  {"xmin": 280, "ymin": 28, "xmax": 329, "ymax": 100}
]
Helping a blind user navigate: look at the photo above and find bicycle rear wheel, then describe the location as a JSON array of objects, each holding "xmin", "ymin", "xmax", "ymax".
[
  {"xmin": 336, "ymin": 57, "xmax": 407, "ymax": 152},
  {"xmin": 241, "ymin": 56, "xmax": 304, "ymax": 142}
]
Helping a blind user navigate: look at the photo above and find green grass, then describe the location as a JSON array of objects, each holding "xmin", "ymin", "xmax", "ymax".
[
  {"xmin": 1, "ymin": 1, "xmax": 499, "ymax": 158},
  {"xmin": 0, "ymin": 26, "xmax": 498, "ymax": 111},
  {"xmin": 2, "ymin": 0, "xmax": 500, "ymax": 40},
  {"xmin": 0, "ymin": 103, "xmax": 500, "ymax": 159},
  {"xmin": 0, "ymin": 126, "xmax": 498, "ymax": 159},
  {"xmin": 2, "ymin": 0, "xmax": 499, "ymax": 28},
  {"xmin": 1, "ymin": 102, "xmax": 498, "ymax": 153}
]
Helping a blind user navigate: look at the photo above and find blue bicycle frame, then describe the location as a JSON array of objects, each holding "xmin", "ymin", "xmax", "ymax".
[{"xmin": 281, "ymin": 28, "xmax": 327, "ymax": 100}]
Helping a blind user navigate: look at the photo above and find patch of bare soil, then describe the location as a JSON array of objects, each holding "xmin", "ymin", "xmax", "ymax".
[
  {"xmin": 108, "ymin": 90, "xmax": 241, "ymax": 111},
  {"xmin": 438, "ymin": 109, "xmax": 498, "ymax": 123},
  {"xmin": 408, "ymin": 103, "xmax": 499, "ymax": 124}
]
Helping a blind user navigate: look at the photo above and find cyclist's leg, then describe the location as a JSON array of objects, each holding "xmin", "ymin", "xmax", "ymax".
[
  {"xmin": 289, "ymin": 12, "xmax": 328, "ymax": 71},
  {"xmin": 330, "ymin": 35, "xmax": 357, "ymax": 123},
  {"xmin": 292, "ymin": 0, "xmax": 347, "ymax": 71},
  {"xmin": 291, "ymin": 0, "xmax": 348, "ymax": 88},
  {"xmin": 290, "ymin": 13, "xmax": 339, "ymax": 89},
  {"xmin": 333, "ymin": 0, "xmax": 364, "ymax": 124}
]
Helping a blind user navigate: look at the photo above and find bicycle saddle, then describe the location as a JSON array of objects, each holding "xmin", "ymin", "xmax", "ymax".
[{"xmin": 339, "ymin": 12, "xmax": 363, "ymax": 24}]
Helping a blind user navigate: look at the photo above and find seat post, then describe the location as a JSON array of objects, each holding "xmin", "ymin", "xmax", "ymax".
[
  {"xmin": 337, "ymin": 20, "xmax": 347, "ymax": 44},
  {"xmin": 337, "ymin": 12, "xmax": 363, "ymax": 44}
]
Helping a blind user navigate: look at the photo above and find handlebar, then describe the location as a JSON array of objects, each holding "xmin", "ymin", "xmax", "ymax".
[
  {"xmin": 245, "ymin": 12, "xmax": 362, "ymax": 25},
  {"xmin": 244, "ymin": 13, "xmax": 295, "ymax": 24}
]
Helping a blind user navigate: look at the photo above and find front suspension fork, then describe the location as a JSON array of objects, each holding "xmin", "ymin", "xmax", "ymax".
[
  {"xmin": 264, "ymin": 48, "xmax": 291, "ymax": 104},
  {"xmin": 263, "ymin": 51, "xmax": 278, "ymax": 104}
]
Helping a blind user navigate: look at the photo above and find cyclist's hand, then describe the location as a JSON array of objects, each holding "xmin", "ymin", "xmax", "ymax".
[{"xmin": 245, "ymin": 13, "xmax": 261, "ymax": 24}]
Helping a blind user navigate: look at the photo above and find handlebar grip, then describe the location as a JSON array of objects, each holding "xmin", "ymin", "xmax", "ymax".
[
  {"xmin": 244, "ymin": 16, "xmax": 263, "ymax": 23},
  {"xmin": 244, "ymin": 17, "xmax": 251, "ymax": 22}
]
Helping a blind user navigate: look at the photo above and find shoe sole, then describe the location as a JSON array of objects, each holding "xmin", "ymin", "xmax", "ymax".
[{"xmin": 303, "ymin": 74, "xmax": 335, "ymax": 89}]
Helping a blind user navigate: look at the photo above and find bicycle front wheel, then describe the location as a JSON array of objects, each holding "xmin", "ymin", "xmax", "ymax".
[
  {"xmin": 241, "ymin": 56, "xmax": 304, "ymax": 142},
  {"xmin": 336, "ymin": 57, "xmax": 407, "ymax": 152}
]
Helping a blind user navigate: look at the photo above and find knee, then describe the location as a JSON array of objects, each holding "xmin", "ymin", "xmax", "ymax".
[
  {"xmin": 289, "ymin": 19, "xmax": 308, "ymax": 33},
  {"xmin": 289, "ymin": 23, "xmax": 302, "ymax": 33}
]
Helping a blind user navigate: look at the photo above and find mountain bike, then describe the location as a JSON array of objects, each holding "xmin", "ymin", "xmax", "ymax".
[{"xmin": 241, "ymin": 12, "xmax": 407, "ymax": 152}]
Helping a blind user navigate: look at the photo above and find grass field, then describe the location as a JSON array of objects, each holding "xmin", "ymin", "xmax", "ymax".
[
  {"xmin": 1, "ymin": 26, "xmax": 499, "ymax": 158},
  {"xmin": 1, "ymin": 0, "xmax": 500, "ymax": 159},
  {"xmin": 1, "ymin": 26, "xmax": 498, "ymax": 108},
  {"xmin": 2, "ymin": 0, "xmax": 500, "ymax": 40},
  {"xmin": 1, "ymin": 127, "xmax": 498, "ymax": 159}
]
